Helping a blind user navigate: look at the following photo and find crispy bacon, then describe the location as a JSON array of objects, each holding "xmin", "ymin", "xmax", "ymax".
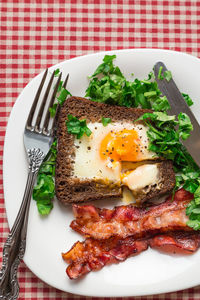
[
  {"xmin": 62, "ymin": 237, "xmax": 148, "ymax": 279},
  {"xmin": 149, "ymin": 232, "xmax": 200, "ymax": 254},
  {"xmin": 71, "ymin": 189, "xmax": 193, "ymax": 240},
  {"xmin": 63, "ymin": 231, "xmax": 200, "ymax": 279}
]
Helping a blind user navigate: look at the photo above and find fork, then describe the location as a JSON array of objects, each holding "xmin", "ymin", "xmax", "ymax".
[{"xmin": 0, "ymin": 69, "xmax": 69, "ymax": 300}]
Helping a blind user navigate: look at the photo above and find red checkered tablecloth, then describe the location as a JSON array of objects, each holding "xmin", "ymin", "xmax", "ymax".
[{"xmin": 1, "ymin": 0, "xmax": 200, "ymax": 299}]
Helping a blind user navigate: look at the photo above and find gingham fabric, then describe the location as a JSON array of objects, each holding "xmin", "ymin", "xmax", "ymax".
[{"xmin": 1, "ymin": 0, "xmax": 200, "ymax": 299}]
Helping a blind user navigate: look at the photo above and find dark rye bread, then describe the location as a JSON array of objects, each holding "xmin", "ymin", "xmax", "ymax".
[{"xmin": 55, "ymin": 96, "xmax": 175, "ymax": 205}]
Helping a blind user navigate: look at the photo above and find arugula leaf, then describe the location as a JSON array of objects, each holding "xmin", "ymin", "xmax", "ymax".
[
  {"xmin": 57, "ymin": 87, "xmax": 71, "ymax": 105},
  {"xmin": 33, "ymin": 174, "xmax": 54, "ymax": 215},
  {"xmin": 194, "ymin": 185, "xmax": 200, "ymax": 205},
  {"xmin": 33, "ymin": 174, "xmax": 55, "ymax": 201},
  {"xmin": 91, "ymin": 55, "xmax": 118, "ymax": 77},
  {"xmin": 182, "ymin": 93, "xmax": 194, "ymax": 107},
  {"xmin": 33, "ymin": 140, "xmax": 57, "ymax": 215},
  {"xmin": 37, "ymin": 201, "xmax": 53, "ymax": 215},
  {"xmin": 186, "ymin": 200, "xmax": 197, "ymax": 215},
  {"xmin": 66, "ymin": 115, "xmax": 92, "ymax": 139},
  {"xmin": 156, "ymin": 68, "xmax": 172, "ymax": 82},
  {"xmin": 164, "ymin": 70, "xmax": 172, "ymax": 82},
  {"xmin": 49, "ymin": 74, "xmax": 71, "ymax": 116},
  {"xmin": 54, "ymin": 68, "xmax": 60, "ymax": 77},
  {"xmin": 138, "ymin": 111, "xmax": 176, "ymax": 125},
  {"xmin": 152, "ymin": 96, "xmax": 171, "ymax": 112},
  {"xmin": 178, "ymin": 112, "xmax": 193, "ymax": 140},
  {"xmin": 187, "ymin": 220, "xmax": 200, "ymax": 230},
  {"xmin": 49, "ymin": 103, "xmax": 58, "ymax": 117},
  {"xmin": 144, "ymin": 91, "xmax": 157, "ymax": 97},
  {"xmin": 57, "ymin": 80, "xmax": 63, "ymax": 93},
  {"xmin": 158, "ymin": 66, "xmax": 163, "ymax": 80},
  {"xmin": 102, "ymin": 117, "xmax": 112, "ymax": 126},
  {"xmin": 183, "ymin": 180, "xmax": 199, "ymax": 194},
  {"xmin": 186, "ymin": 197, "xmax": 200, "ymax": 230}
]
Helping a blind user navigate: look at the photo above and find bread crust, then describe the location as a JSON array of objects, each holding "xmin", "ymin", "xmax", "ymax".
[{"xmin": 55, "ymin": 96, "xmax": 175, "ymax": 205}]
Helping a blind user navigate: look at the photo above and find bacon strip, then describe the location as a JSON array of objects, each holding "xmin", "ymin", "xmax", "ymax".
[
  {"xmin": 71, "ymin": 189, "xmax": 193, "ymax": 240},
  {"xmin": 149, "ymin": 232, "xmax": 200, "ymax": 254},
  {"xmin": 62, "ymin": 231, "xmax": 200, "ymax": 279},
  {"xmin": 62, "ymin": 237, "xmax": 148, "ymax": 279}
]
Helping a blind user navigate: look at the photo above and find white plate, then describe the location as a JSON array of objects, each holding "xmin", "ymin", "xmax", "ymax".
[{"xmin": 3, "ymin": 49, "xmax": 200, "ymax": 297}]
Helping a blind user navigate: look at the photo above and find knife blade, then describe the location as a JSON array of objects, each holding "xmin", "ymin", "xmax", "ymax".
[{"xmin": 154, "ymin": 61, "xmax": 200, "ymax": 168}]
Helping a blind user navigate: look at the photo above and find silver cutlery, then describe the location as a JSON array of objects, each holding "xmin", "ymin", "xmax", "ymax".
[
  {"xmin": 154, "ymin": 61, "xmax": 200, "ymax": 168},
  {"xmin": 0, "ymin": 69, "xmax": 69, "ymax": 300}
]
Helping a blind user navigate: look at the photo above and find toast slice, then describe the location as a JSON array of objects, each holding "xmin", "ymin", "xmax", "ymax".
[{"xmin": 55, "ymin": 96, "xmax": 175, "ymax": 205}]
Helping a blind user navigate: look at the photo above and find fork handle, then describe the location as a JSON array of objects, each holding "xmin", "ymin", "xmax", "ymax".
[
  {"xmin": 0, "ymin": 170, "xmax": 37, "ymax": 300},
  {"xmin": 0, "ymin": 148, "xmax": 44, "ymax": 300}
]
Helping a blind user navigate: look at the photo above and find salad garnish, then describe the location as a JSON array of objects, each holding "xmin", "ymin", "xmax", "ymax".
[
  {"xmin": 101, "ymin": 117, "xmax": 112, "ymax": 126},
  {"xmin": 66, "ymin": 114, "xmax": 92, "ymax": 139},
  {"xmin": 33, "ymin": 140, "xmax": 57, "ymax": 215},
  {"xmin": 49, "ymin": 69, "xmax": 72, "ymax": 117},
  {"xmin": 85, "ymin": 55, "xmax": 170, "ymax": 112},
  {"xmin": 182, "ymin": 92, "xmax": 194, "ymax": 107}
]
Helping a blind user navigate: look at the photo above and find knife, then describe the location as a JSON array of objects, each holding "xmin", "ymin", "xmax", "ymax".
[{"xmin": 154, "ymin": 61, "xmax": 200, "ymax": 168}]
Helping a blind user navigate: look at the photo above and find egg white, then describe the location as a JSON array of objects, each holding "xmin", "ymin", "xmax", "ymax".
[
  {"xmin": 122, "ymin": 164, "xmax": 159, "ymax": 191},
  {"xmin": 73, "ymin": 121, "xmax": 155, "ymax": 181}
]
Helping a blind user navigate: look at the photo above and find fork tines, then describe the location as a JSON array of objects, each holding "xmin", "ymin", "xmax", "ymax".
[{"xmin": 26, "ymin": 69, "xmax": 69, "ymax": 136}]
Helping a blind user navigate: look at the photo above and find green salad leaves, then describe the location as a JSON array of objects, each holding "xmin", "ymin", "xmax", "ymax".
[
  {"xmin": 182, "ymin": 93, "xmax": 194, "ymax": 107},
  {"xmin": 101, "ymin": 117, "xmax": 112, "ymax": 126},
  {"xmin": 137, "ymin": 112, "xmax": 195, "ymax": 169},
  {"xmin": 157, "ymin": 66, "xmax": 172, "ymax": 82},
  {"xmin": 85, "ymin": 55, "xmax": 170, "ymax": 112},
  {"xmin": 49, "ymin": 69, "xmax": 72, "ymax": 117},
  {"xmin": 66, "ymin": 115, "xmax": 92, "ymax": 139},
  {"xmin": 33, "ymin": 140, "xmax": 57, "ymax": 215},
  {"xmin": 163, "ymin": 70, "xmax": 172, "ymax": 82},
  {"xmin": 49, "ymin": 87, "xmax": 72, "ymax": 117}
]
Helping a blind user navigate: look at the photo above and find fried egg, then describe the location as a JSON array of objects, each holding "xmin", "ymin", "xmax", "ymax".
[{"xmin": 73, "ymin": 122, "xmax": 157, "ymax": 184}]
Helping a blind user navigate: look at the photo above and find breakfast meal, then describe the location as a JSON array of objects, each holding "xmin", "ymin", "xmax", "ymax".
[{"xmin": 33, "ymin": 54, "xmax": 200, "ymax": 280}]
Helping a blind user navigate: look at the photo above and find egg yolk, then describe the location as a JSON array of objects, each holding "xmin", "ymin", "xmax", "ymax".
[{"xmin": 100, "ymin": 129, "xmax": 141, "ymax": 162}]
